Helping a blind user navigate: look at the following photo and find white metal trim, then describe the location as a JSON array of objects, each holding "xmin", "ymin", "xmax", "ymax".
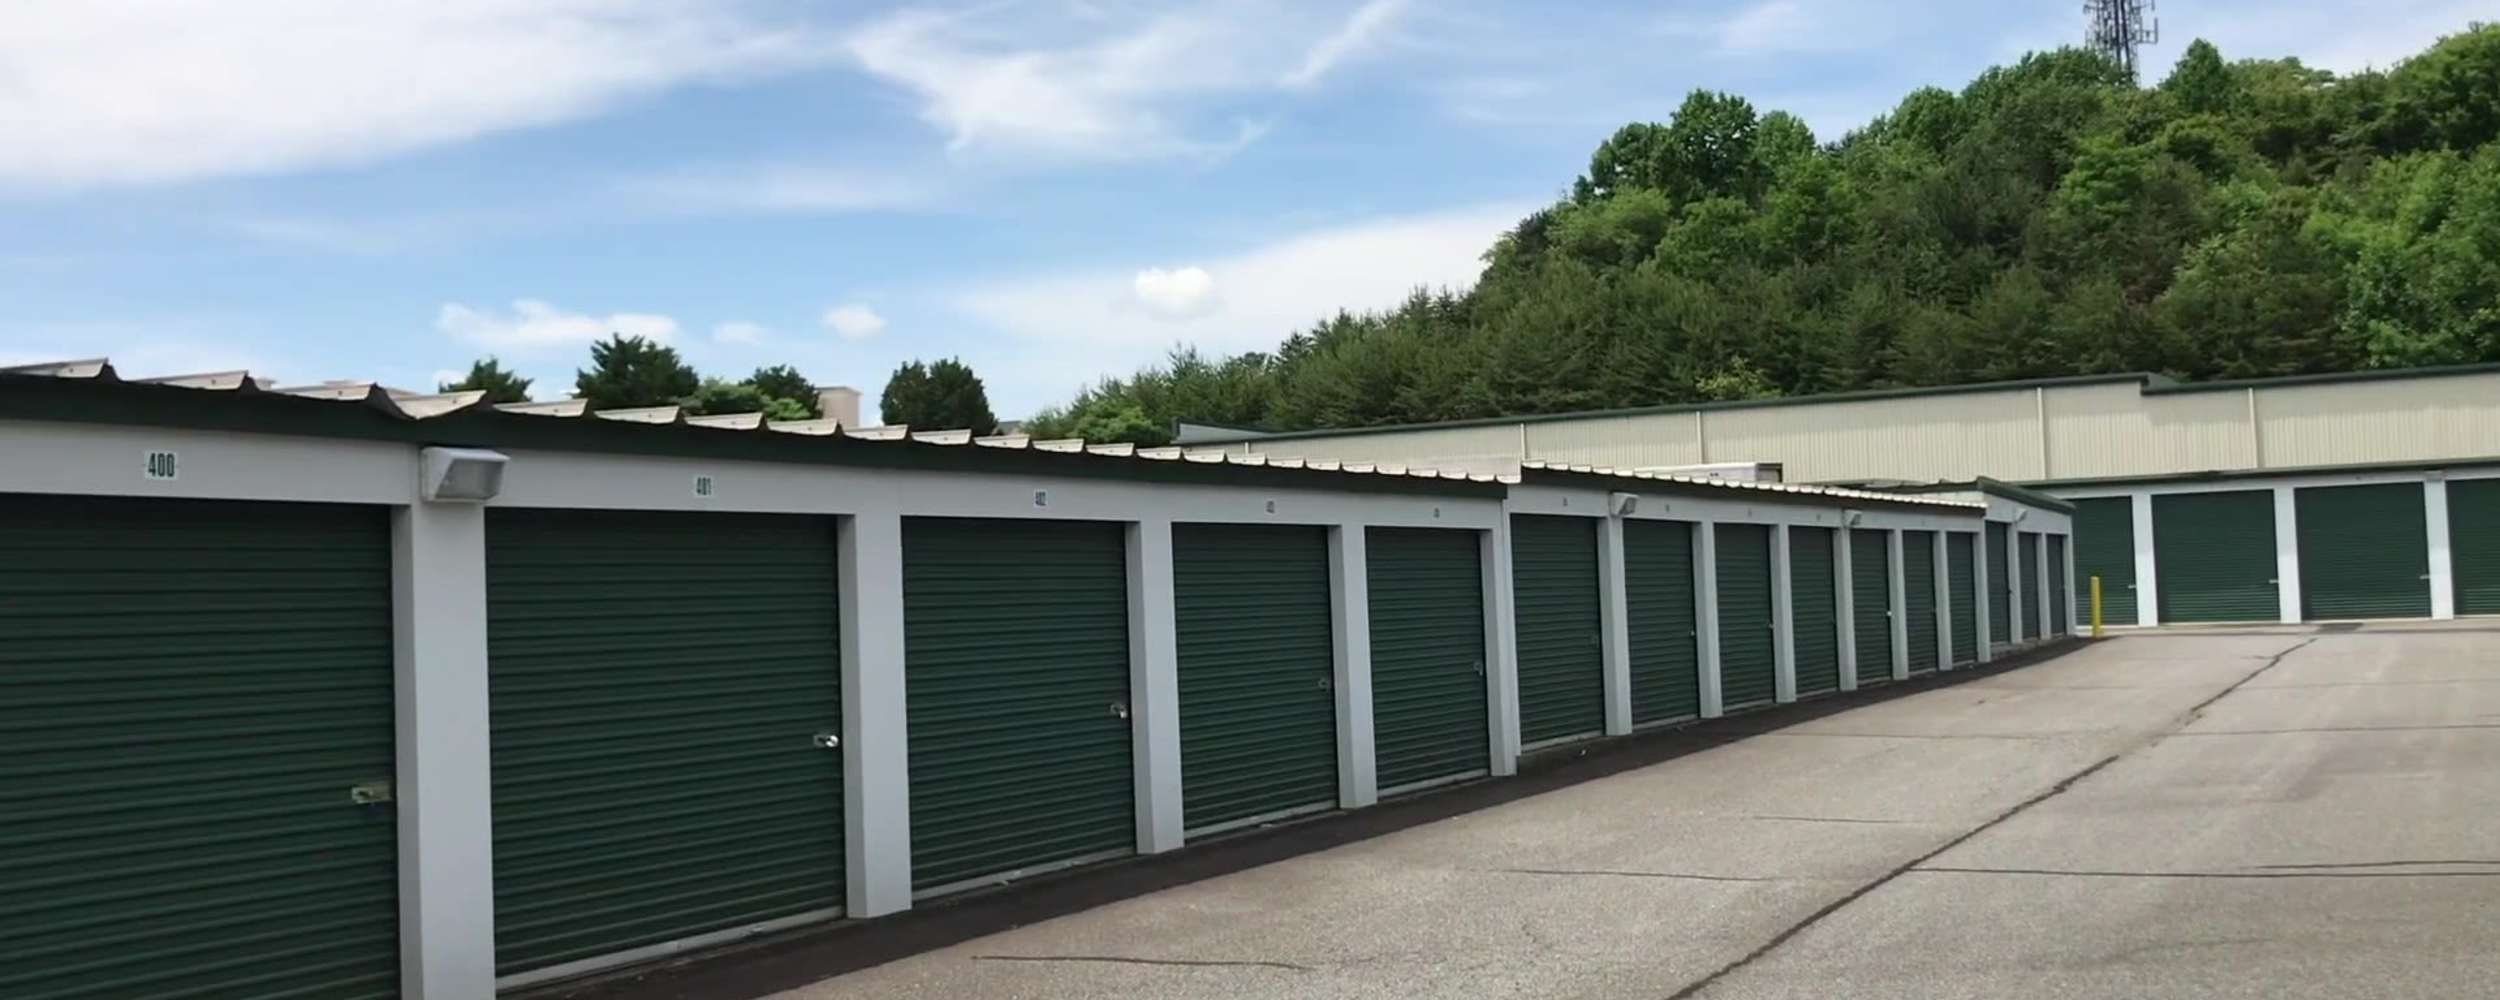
[{"xmin": 2427, "ymin": 480, "xmax": 2457, "ymax": 621}]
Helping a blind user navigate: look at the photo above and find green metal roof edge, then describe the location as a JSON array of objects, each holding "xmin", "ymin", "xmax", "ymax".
[
  {"xmin": 2138, "ymin": 361, "xmax": 2500, "ymax": 395},
  {"xmin": 1517, "ymin": 467, "xmax": 1987, "ymax": 516},
  {"xmin": 1187, "ymin": 373, "xmax": 2162, "ymax": 445},
  {"xmin": 1884, "ymin": 477, "xmax": 2077, "ymax": 513},
  {"xmin": 0, "ymin": 374, "xmax": 1508, "ymax": 499},
  {"xmin": 1188, "ymin": 361, "xmax": 2500, "ymax": 446},
  {"xmin": 2018, "ymin": 455, "xmax": 2500, "ymax": 491}
]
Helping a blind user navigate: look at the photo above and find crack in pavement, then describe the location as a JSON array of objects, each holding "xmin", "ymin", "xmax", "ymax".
[
  {"xmin": 1658, "ymin": 635, "xmax": 2319, "ymax": 1000},
  {"xmin": 2253, "ymin": 859, "xmax": 2500, "ymax": 870},
  {"xmin": 1913, "ymin": 866, "xmax": 2500, "ymax": 880},
  {"xmin": 974, "ymin": 955, "xmax": 1314, "ymax": 972},
  {"xmin": 1488, "ymin": 868, "xmax": 1774, "ymax": 883}
]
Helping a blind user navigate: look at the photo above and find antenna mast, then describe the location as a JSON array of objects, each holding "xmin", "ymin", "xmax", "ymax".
[{"xmin": 2083, "ymin": 0, "xmax": 2161, "ymax": 78}]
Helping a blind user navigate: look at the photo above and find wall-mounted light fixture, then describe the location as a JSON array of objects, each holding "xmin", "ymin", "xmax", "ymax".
[
  {"xmin": 418, "ymin": 447, "xmax": 508, "ymax": 503},
  {"xmin": 1843, "ymin": 508, "xmax": 1864, "ymax": 526},
  {"xmin": 1608, "ymin": 491, "xmax": 1640, "ymax": 517}
]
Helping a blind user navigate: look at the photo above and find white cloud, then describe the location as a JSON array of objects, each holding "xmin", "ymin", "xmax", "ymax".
[
  {"xmin": 0, "ymin": 1, "xmax": 832, "ymax": 189},
  {"xmin": 1132, "ymin": 266, "xmax": 1221, "ymax": 319},
  {"xmin": 617, "ymin": 163, "xmax": 938, "ymax": 215},
  {"xmin": 1707, "ymin": 0, "xmax": 1896, "ymax": 55},
  {"xmin": 711, "ymin": 321, "xmax": 768, "ymax": 345},
  {"xmin": 820, "ymin": 304, "xmax": 888, "ymax": 340},
  {"xmin": 954, "ymin": 201, "xmax": 1530, "ymax": 413},
  {"xmin": 1280, "ymin": 0, "xmax": 1408, "ymax": 89},
  {"xmin": 437, "ymin": 299, "xmax": 679, "ymax": 355},
  {"xmin": 841, "ymin": 3, "xmax": 1368, "ymax": 162}
]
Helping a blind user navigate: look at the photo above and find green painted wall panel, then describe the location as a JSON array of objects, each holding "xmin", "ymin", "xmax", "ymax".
[
  {"xmin": 2020, "ymin": 532, "xmax": 2042, "ymax": 640},
  {"xmin": 905, "ymin": 518, "xmax": 1134, "ymax": 890},
  {"xmin": 2296, "ymin": 483, "xmax": 2431, "ymax": 620},
  {"xmin": 1173, "ymin": 524, "xmax": 1338, "ymax": 831},
  {"xmin": 2154, "ymin": 491, "xmax": 2280, "ymax": 623},
  {"xmin": 1986, "ymin": 523, "xmax": 2012, "ymax": 645},
  {"xmin": 1714, "ymin": 524, "xmax": 1777, "ymax": 710},
  {"xmin": 0, "ymin": 496, "xmax": 400, "ymax": 1000},
  {"xmin": 2454, "ymin": 479, "xmax": 2500, "ymax": 617},
  {"xmin": 488, "ymin": 509, "xmax": 844, "ymax": 975},
  {"xmin": 2050, "ymin": 536, "xmax": 2071, "ymax": 636},
  {"xmin": 1787, "ymin": 528, "xmax": 1841, "ymax": 696},
  {"xmin": 1509, "ymin": 516, "xmax": 1605, "ymax": 743},
  {"xmin": 1851, "ymin": 530, "xmax": 1894, "ymax": 684},
  {"xmin": 1949, "ymin": 533, "xmax": 1979, "ymax": 665},
  {"xmin": 1625, "ymin": 521, "xmax": 1700, "ymax": 724},
  {"xmin": 1367, "ymin": 528, "xmax": 1489, "ymax": 789},
  {"xmin": 2072, "ymin": 497, "xmax": 2138, "ymax": 624},
  {"xmin": 1903, "ymin": 532, "xmax": 1939, "ymax": 673}
]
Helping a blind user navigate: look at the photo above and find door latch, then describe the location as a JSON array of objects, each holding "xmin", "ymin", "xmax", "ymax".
[
  {"xmin": 349, "ymin": 780, "xmax": 394, "ymax": 806},
  {"xmin": 1109, "ymin": 700, "xmax": 1130, "ymax": 721},
  {"xmin": 813, "ymin": 731, "xmax": 842, "ymax": 750}
]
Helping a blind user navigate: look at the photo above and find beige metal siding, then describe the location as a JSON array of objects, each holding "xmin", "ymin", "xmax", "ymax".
[
  {"xmin": 1702, "ymin": 389, "xmax": 2040, "ymax": 483},
  {"xmin": 2254, "ymin": 373, "xmax": 2500, "ymax": 469},
  {"xmin": 1523, "ymin": 412, "xmax": 1704, "ymax": 470},
  {"xmin": 2043, "ymin": 382, "xmax": 2253, "ymax": 480},
  {"xmin": 1254, "ymin": 423, "xmax": 1525, "ymax": 476}
]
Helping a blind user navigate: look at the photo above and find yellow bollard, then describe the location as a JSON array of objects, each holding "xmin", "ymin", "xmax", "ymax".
[{"xmin": 2090, "ymin": 576, "xmax": 2104, "ymax": 638}]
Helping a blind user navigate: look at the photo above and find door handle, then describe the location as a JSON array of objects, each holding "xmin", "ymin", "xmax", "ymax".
[
  {"xmin": 1109, "ymin": 700, "xmax": 1130, "ymax": 721},
  {"xmin": 813, "ymin": 732, "xmax": 841, "ymax": 750}
]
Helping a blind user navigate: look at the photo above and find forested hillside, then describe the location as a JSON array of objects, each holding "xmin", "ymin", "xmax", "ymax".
[{"xmin": 1028, "ymin": 25, "xmax": 2500, "ymax": 444}]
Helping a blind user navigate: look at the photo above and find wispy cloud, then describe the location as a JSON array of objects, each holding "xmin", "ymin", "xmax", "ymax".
[
  {"xmin": 616, "ymin": 162, "xmax": 941, "ymax": 215},
  {"xmin": 0, "ymin": 1, "xmax": 840, "ymax": 190},
  {"xmin": 820, "ymin": 304, "xmax": 889, "ymax": 340},
  {"xmin": 436, "ymin": 299, "xmax": 679, "ymax": 356},
  {"xmin": 1280, "ymin": 0, "xmax": 1409, "ymax": 89}
]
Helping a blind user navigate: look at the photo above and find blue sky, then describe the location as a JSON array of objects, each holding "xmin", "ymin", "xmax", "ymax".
[{"xmin": 0, "ymin": 1, "xmax": 2483, "ymax": 418}]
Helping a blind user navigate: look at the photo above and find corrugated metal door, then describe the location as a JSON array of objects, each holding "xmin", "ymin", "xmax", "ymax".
[
  {"xmin": 1367, "ymin": 527, "xmax": 1489, "ymax": 790},
  {"xmin": 1903, "ymin": 532, "xmax": 1939, "ymax": 673},
  {"xmin": 2455, "ymin": 479, "xmax": 2500, "ymax": 616},
  {"xmin": 1625, "ymin": 521, "xmax": 1699, "ymax": 724},
  {"xmin": 2153, "ymin": 491, "xmax": 2280, "ymax": 624},
  {"xmin": 905, "ymin": 518, "xmax": 1133, "ymax": 891},
  {"xmin": 2050, "ymin": 536, "xmax": 2071, "ymax": 636},
  {"xmin": 1787, "ymin": 528, "xmax": 1840, "ymax": 696},
  {"xmin": 2072, "ymin": 497, "xmax": 2137, "ymax": 624},
  {"xmin": 1714, "ymin": 524, "xmax": 1776, "ymax": 710},
  {"xmin": 488, "ymin": 509, "xmax": 843, "ymax": 975},
  {"xmin": 1509, "ymin": 515, "xmax": 1604, "ymax": 744},
  {"xmin": 2295, "ymin": 484, "xmax": 2431, "ymax": 620},
  {"xmin": 1850, "ymin": 530, "xmax": 1893, "ymax": 685},
  {"xmin": 1985, "ymin": 523, "xmax": 2012, "ymax": 645},
  {"xmin": 2020, "ymin": 532, "xmax": 2042, "ymax": 641},
  {"xmin": 0, "ymin": 496, "xmax": 399, "ymax": 1000},
  {"xmin": 1173, "ymin": 523, "xmax": 1337, "ymax": 833},
  {"xmin": 1949, "ymin": 533, "xmax": 1979, "ymax": 666}
]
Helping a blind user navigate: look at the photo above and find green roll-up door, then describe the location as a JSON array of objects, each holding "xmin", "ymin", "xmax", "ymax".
[
  {"xmin": 1903, "ymin": 532, "xmax": 1939, "ymax": 673},
  {"xmin": 2153, "ymin": 491, "xmax": 2280, "ymax": 624},
  {"xmin": 1948, "ymin": 533, "xmax": 1979, "ymax": 666},
  {"xmin": 1787, "ymin": 528, "xmax": 1840, "ymax": 696},
  {"xmin": 1625, "ymin": 521, "xmax": 1699, "ymax": 724},
  {"xmin": 1174, "ymin": 524, "xmax": 1337, "ymax": 833},
  {"xmin": 1986, "ymin": 523, "xmax": 2012, "ymax": 645},
  {"xmin": 1367, "ymin": 527, "xmax": 1489, "ymax": 790},
  {"xmin": 2020, "ymin": 532, "xmax": 2042, "ymax": 641},
  {"xmin": 1509, "ymin": 515, "xmax": 1604, "ymax": 744},
  {"xmin": 2455, "ymin": 479, "xmax": 2500, "ymax": 616},
  {"xmin": 1714, "ymin": 524, "xmax": 1776, "ymax": 710},
  {"xmin": 2295, "ymin": 484, "xmax": 2431, "ymax": 621},
  {"xmin": 0, "ymin": 496, "xmax": 399, "ymax": 1000},
  {"xmin": 2050, "ymin": 536, "xmax": 2071, "ymax": 636},
  {"xmin": 906, "ymin": 518, "xmax": 1133, "ymax": 891},
  {"xmin": 2071, "ymin": 497, "xmax": 2137, "ymax": 624},
  {"xmin": 1850, "ymin": 529, "xmax": 1893, "ymax": 685},
  {"xmin": 489, "ymin": 510, "xmax": 843, "ymax": 975}
]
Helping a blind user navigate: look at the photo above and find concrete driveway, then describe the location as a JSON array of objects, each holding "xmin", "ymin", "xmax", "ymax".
[{"xmin": 616, "ymin": 623, "xmax": 2500, "ymax": 1000}]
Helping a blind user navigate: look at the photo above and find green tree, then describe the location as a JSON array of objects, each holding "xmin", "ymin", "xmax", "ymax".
[
  {"xmin": 573, "ymin": 335, "xmax": 698, "ymax": 411},
  {"xmin": 438, "ymin": 357, "xmax": 532, "ymax": 404},
  {"xmin": 2162, "ymin": 40, "xmax": 2237, "ymax": 114},
  {"xmin": 745, "ymin": 365, "xmax": 821, "ymax": 418},
  {"xmin": 681, "ymin": 378, "xmax": 812, "ymax": 420},
  {"xmin": 880, "ymin": 358, "xmax": 1000, "ymax": 435}
]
